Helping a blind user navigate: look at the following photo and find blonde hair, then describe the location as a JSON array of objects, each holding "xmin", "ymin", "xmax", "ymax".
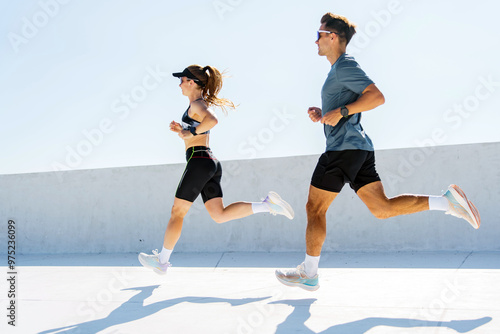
[{"xmin": 187, "ymin": 65, "xmax": 235, "ymax": 114}]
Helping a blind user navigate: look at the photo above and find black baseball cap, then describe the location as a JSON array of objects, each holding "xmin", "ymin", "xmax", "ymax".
[{"xmin": 172, "ymin": 68, "xmax": 204, "ymax": 86}]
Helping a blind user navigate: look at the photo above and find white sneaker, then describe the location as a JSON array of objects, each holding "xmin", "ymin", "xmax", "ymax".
[
  {"xmin": 275, "ymin": 263, "xmax": 319, "ymax": 291},
  {"xmin": 443, "ymin": 184, "xmax": 480, "ymax": 229},
  {"xmin": 265, "ymin": 191, "xmax": 294, "ymax": 220},
  {"xmin": 138, "ymin": 250, "xmax": 171, "ymax": 275}
]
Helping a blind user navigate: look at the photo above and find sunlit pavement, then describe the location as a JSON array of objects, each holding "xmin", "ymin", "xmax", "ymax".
[{"xmin": 4, "ymin": 252, "xmax": 499, "ymax": 334}]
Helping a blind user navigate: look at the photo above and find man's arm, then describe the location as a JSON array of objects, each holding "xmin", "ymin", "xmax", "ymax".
[
  {"xmin": 345, "ymin": 83, "xmax": 385, "ymax": 115},
  {"xmin": 320, "ymin": 83, "xmax": 385, "ymax": 126}
]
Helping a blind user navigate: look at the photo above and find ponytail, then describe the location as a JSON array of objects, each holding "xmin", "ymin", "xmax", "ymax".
[{"xmin": 187, "ymin": 65, "xmax": 236, "ymax": 115}]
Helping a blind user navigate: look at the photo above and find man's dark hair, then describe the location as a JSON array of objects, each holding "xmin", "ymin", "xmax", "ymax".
[{"xmin": 321, "ymin": 13, "xmax": 357, "ymax": 45}]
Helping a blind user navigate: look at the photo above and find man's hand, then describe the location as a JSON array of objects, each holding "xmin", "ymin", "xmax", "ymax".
[
  {"xmin": 169, "ymin": 121, "xmax": 183, "ymax": 133},
  {"xmin": 308, "ymin": 107, "xmax": 322, "ymax": 122},
  {"xmin": 320, "ymin": 108, "xmax": 342, "ymax": 127}
]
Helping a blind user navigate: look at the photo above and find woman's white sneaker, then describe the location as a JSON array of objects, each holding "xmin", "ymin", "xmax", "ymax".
[
  {"xmin": 138, "ymin": 250, "xmax": 171, "ymax": 275},
  {"xmin": 265, "ymin": 191, "xmax": 295, "ymax": 220}
]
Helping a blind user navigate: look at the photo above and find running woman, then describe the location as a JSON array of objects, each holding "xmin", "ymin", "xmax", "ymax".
[
  {"xmin": 275, "ymin": 13, "xmax": 481, "ymax": 291},
  {"xmin": 139, "ymin": 65, "xmax": 294, "ymax": 274}
]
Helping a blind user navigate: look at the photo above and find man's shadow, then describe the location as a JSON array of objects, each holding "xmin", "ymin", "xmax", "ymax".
[
  {"xmin": 270, "ymin": 299, "xmax": 492, "ymax": 334},
  {"xmin": 38, "ymin": 285, "xmax": 269, "ymax": 334}
]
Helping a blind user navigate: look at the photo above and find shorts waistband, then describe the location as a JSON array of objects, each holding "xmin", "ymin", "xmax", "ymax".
[
  {"xmin": 185, "ymin": 146, "xmax": 215, "ymax": 161},
  {"xmin": 186, "ymin": 146, "xmax": 211, "ymax": 153}
]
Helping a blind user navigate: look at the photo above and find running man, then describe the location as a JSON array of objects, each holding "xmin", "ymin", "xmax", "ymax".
[
  {"xmin": 275, "ymin": 13, "xmax": 480, "ymax": 291},
  {"xmin": 139, "ymin": 65, "xmax": 294, "ymax": 275}
]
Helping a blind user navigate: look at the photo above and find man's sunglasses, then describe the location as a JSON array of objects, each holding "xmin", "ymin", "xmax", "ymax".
[{"xmin": 317, "ymin": 30, "xmax": 338, "ymax": 41}]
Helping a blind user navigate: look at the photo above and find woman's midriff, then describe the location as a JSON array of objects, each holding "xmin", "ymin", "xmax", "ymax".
[{"xmin": 184, "ymin": 133, "xmax": 209, "ymax": 151}]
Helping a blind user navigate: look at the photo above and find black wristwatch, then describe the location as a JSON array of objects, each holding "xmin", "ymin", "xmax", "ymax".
[
  {"xmin": 189, "ymin": 126, "xmax": 198, "ymax": 136},
  {"xmin": 340, "ymin": 106, "xmax": 349, "ymax": 117}
]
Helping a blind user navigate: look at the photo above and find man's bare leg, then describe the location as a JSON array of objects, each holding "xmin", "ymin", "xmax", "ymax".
[
  {"xmin": 356, "ymin": 181, "xmax": 429, "ymax": 219},
  {"xmin": 357, "ymin": 181, "xmax": 480, "ymax": 228},
  {"xmin": 275, "ymin": 185, "xmax": 337, "ymax": 291},
  {"xmin": 305, "ymin": 185, "xmax": 338, "ymax": 256}
]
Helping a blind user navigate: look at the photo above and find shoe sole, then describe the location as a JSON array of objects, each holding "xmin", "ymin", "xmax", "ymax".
[
  {"xmin": 268, "ymin": 191, "xmax": 295, "ymax": 220},
  {"xmin": 449, "ymin": 185, "xmax": 481, "ymax": 229},
  {"xmin": 275, "ymin": 273, "xmax": 319, "ymax": 291},
  {"xmin": 138, "ymin": 253, "xmax": 167, "ymax": 275}
]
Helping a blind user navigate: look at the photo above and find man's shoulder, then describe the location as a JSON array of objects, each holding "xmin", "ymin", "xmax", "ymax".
[
  {"xmin": 337, "ymin": 54, "xmax": 361, "ymax": 70},
  {"xmin": 335, "ymin": 54, "xmax": 367, "ymax": 80}
]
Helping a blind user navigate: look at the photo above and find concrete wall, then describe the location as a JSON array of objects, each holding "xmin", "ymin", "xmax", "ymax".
[{"xmin": 1, "ymin": 142, "xmax": 499, "ymax": 254}]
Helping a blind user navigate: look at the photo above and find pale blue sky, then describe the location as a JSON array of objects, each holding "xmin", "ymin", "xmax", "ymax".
[{"xmin": 1, "ymin": 0, "xmax": 499, "ymax": 174}]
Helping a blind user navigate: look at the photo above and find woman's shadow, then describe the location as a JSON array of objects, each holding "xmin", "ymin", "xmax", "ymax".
[
  {"xmin": 270, "ymin": 299, "xmax": 492, "ymax": 334},
  {"xmin": 38, "ymin": 285, "xmax": 269, "ymax": 334}
]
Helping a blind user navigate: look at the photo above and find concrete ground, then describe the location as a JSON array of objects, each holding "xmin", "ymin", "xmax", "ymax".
[{"xmin": 2, "ymin": 251, "xmax": 499, "ymax": 334}]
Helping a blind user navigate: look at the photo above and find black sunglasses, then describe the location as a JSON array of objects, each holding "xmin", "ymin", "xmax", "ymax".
[{"xmin": 179, "ymin": 77, "xmax": 204, "ymax": 86}]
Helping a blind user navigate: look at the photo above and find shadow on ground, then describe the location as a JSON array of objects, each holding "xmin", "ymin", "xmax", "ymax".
[
  {"xmin": 39, "ymin": 286, "xmax": 492, "ymax": 334},
  {"xmin": 270, "ymin": 299, "xmax": 492, "ymax": 333}
]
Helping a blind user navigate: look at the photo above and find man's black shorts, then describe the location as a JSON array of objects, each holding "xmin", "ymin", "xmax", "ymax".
[{"xmin": 311, "ymin": 150, "xmax": 381, "ymax": 193}]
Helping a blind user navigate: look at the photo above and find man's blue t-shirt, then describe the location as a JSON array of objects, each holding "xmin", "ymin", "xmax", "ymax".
[{"xmin": 321, "ymin": 53, "xmax": 374, "ymax": 152}]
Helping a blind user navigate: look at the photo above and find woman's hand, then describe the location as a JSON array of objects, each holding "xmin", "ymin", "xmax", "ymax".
[
  {"xmin": 170, "ymin": 121, "xmax": 193, "ymax": 139},
  {"xmin": 170, "ymin": 121, "xmax": 183, "ymax": 133},
  {"xmin": 178, "ymin": 130, "xmax": 193, "ymax": 140}
]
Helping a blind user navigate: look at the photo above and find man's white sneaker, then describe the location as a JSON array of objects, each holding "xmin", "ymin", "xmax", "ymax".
[
  {"xmin": 275, "ymin": 263, "xmax": 319, "ymax": 291},
  {"xmin": 443, "ymin": 184, "xmax": 480, "ymax": 229}
]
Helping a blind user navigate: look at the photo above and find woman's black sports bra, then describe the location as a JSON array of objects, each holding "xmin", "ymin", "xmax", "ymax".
[{"xmin": 181, "ymin": 98, "xmax": 209, "ymax": 135}]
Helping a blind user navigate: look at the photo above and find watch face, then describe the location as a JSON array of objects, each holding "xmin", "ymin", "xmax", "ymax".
[{"xmin": 341, "ymin": 107, "xmax": 348, "ymax": 116}]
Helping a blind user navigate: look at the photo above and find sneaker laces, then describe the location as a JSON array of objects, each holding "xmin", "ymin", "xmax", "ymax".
[
  {"xmin": 151, "ymin": 249, "xmax": 172, "ymax": 267},
  {"xmin": 262, "ymin": 196, "xmax": 277, "ymax": 216},
  {"xmin": 283, "ymin": 264, "xmax": 304, "ymax": 276}
]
